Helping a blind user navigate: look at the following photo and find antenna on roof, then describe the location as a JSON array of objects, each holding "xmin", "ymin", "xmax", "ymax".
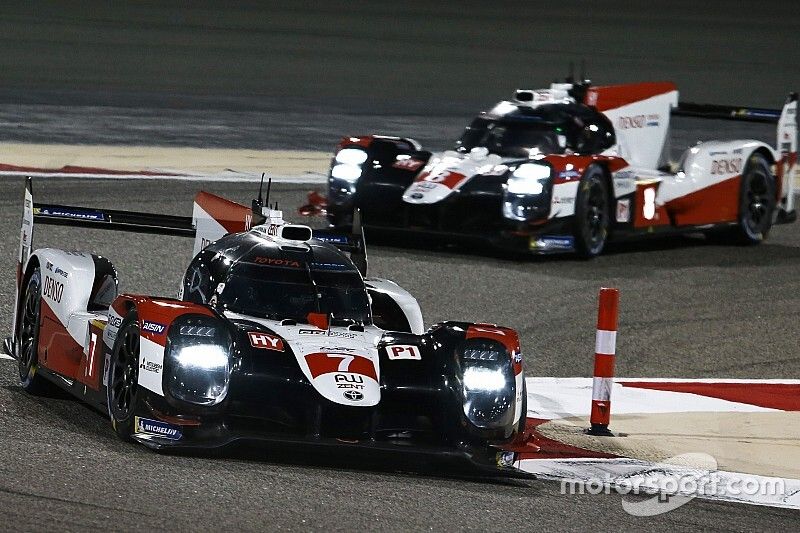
[
  {"xmin": 265, "ymin": 176, "xmax": 273, "ymax": 208},
  {"xmin": 251, "ymin": 172, "xmax": 270, "ymax": 225}
]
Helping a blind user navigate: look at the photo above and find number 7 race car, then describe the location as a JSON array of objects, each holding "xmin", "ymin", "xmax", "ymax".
[
  {"xmin": 313, "ymin": 80, "xmax": 798, "ymax": 257},
  {"xmin": 4, "ymin": 179, "xmax": 529, "ymax": 474}
]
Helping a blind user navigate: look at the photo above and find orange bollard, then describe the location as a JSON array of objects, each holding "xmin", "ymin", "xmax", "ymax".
[{"xmin": 588, "ymin": 287, "xmax": 619, "ymax": 436}]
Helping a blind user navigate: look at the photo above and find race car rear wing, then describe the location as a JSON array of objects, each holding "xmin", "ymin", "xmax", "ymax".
[{"xmin": 16, "ymin": 177, "xmax": 367, "ymax": 288}]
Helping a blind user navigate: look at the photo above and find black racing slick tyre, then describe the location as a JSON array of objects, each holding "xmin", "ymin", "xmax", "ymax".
[
  {"xmin": 17, "ymin": 268, "xmax": 53, "ymax": 394},
  {"xmin": 573, "ymin": 166, "xmax": 610, "ymax": 258},
  {"xmin": 735, "ymin": 153, "xmax": 776, "ymax": 244},
  {"xmin": 107, "ymin": 311, "xmax": 142, "ymax": 441}
]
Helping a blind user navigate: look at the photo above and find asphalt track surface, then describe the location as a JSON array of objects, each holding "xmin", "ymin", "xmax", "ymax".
[{"xmin": 2, "ymin": 1, "xmax": 800, "ymax": 530}]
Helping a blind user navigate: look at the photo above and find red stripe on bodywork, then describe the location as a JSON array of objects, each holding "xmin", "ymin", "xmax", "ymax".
[
  {"xmin": 466, "ymin": 324, "xmax": 523, "ymax": 375},
  {"xmin": 76, "ymin": 321, "xmax": 104, "ymax": 391},
  {"xmin": 544, "ymin": 155, "xmax": 629, "ymax": 184},
  {"xmin": 663, "ymin": 175, "xmax": 740, "ymax": 226},
  {"xmin": 585, "ymin": 82, "xmax": 677, "ymax": 112},
  {"xmin": 38, "ymin": 299, "xmax": 83, "ymax": 378},
  {"xmin": 304, "ymin": 352, "xmax": 378, "ymax": 381},
  {"xmin": 621, "ymin": 381, "xmax": 800, "ymax": 411},
  {"xmin": 112, "ymin": 295, "xmax": 214, "ymax": 347},
  {"xmin": 194, "ymin": 191, "xmax": 252, "ymax": 235},
  {"xmin": 336, "ymin": 135, "xmax": 374, "ymax": 150}
]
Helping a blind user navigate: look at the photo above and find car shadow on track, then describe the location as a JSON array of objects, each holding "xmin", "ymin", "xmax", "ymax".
[{"xmin": 159, "ymin": 441, "xmax": 536, "ymax": 487}]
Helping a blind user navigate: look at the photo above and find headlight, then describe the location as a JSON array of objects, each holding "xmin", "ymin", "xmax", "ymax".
[
  {"xmin": 335, "ymin": 148, "xmax": 368, "ymax": 165},
  {"xmin": 164, "ymin": 315, "xmax": 231, "ymax": 406},
  {"xmin": 458, "ymin": 339, "xmax": 515, "ymax": 429},
  {"xmin": 463, "ymin": 366, "xmax": 506, "ymax": 391},
  {"xmin": 506, "ymin": 163, "xmax": 551, "ymax": 195},
  {"xmin": 331, "ymin": 163, "xmax": 363, "ymax": 182}
]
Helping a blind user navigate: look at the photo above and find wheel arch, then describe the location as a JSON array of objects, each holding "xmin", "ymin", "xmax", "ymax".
[{"xmin": 13, "ymin": 255, "xmax": 41, "ymax": 341}]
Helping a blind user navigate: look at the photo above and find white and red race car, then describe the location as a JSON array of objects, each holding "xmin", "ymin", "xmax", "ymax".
[
  {"xmin": 4, "ymin": 181, "xmax": 529, "ymax": 472},
  {"xmin": 316, "ymin": 81, "xmax": 797, "ymax": 257}
]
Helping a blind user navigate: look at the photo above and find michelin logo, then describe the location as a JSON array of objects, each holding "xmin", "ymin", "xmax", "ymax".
[{"xmin": 135, "ymin": 417, "xmax": 182, "ymax": 440}]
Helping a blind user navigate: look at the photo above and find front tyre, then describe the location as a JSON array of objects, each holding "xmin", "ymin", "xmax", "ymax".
[
  {"xmin": 17, "ymin": 268, "xmax": 52, "ymax": 394},
  {"xmin": 736, "ymin": 153, "xmax": 775, "ymax": 244},
  {"xmin": 107, "ymin": 311, "xmax": 142, "ymax": 441},
  {"xmin": 573, "ymin": 166, "xmax": 610, "ymax": 258}
]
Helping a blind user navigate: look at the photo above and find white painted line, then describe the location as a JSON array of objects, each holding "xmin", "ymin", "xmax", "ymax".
[
  {"xmin": 524, "ymin": 377, "xmax": 783, "ymax": 420},
  {"xmin": 0, "ymin": 170, "xmax": 327, "ymax": 184},
  {"xmin": 0, "ymin": 353, "xmax": 14, "ymax": 360}
]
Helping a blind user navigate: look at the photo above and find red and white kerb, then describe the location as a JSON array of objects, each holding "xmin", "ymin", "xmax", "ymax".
[{"xmin": 590, "ymin": 288, "xmax": 619, "ymax": 434}]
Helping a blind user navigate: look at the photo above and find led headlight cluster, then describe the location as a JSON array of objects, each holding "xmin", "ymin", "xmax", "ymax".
[
  {"xmin": 331, "ymin": 148, "xmax": 368, "ymax": 182},
  {"xmin": 502, "ymin": 163, "xmax": 553, "ymax": 221},
  {"xmin": 164, "ymin": 315, "xmax": 232, "ymax": 406},
  {"xmin": 505, "ymin": 163, "xmax": 550, "ymax": 195},
  {"xmin": 457, "ymin": 339, "xmax": 515, "ymax": 429}
]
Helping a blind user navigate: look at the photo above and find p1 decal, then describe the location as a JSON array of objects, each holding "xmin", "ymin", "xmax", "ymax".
[
  {"xmin": 386, "ymin": 345, "xmax": 422, "ymax": 361},
  {"xmin": 135, "ymin": 417, "xmax": 182, "ymax": 440},
  {"xmin": 248, "ymin": 332, "xmax": 284, "ymax": 351},
  {"xmin": 141, "ymin": 321, "xmax": 166, "ymax": 335}
]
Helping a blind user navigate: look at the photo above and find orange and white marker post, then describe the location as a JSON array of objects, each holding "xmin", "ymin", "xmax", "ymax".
[{"xmin": 588, "ymin": 287, "xmax": 619, "ymax": 436}]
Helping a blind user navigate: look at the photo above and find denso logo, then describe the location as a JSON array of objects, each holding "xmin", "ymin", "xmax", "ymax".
[
  {"xmin": 141, "ymin": 321, "xmax": 166, "ymax": 334},
  {"xmin": 617, "ymin": 114, "xmax": 660, "ymax": 129},
  {"xmin": 43, "ymin": 276, "xmax": 64, "ymax": 303},
  {"xmin": 710, "ymin": 158, "xmax": 743, "ymax": 175},
  {"xmin": 618, "ymin": 115, "xmax": 646, "ymax": 129}
]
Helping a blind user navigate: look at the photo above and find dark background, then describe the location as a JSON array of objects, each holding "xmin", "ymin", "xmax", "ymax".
[{"xmin": 1, "ymin": 0, "xmax": 798, "ymax": 111}]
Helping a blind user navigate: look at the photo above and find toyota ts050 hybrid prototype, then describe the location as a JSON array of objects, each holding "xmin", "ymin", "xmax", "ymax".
[
  {"xmin": 4, "ymin": 179, "xmax": 529, "ymax": 473},
  {"xmin": 313, "ymin": 80, "xmax": 798, "ymax": 257}
]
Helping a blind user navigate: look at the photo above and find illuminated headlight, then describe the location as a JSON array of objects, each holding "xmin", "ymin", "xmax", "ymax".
[
  {"xmin": 331, "ymin": 163, "xmax": 363, "ymax": 182},
  {"xmin": 463, "ymin": 366, "xmax": 506, "ymax": 391},
  {"xmin": 165, "ymin": 315, "xmax": 231, "ymax": 406},
  {"xmin": 458, "ymin": 340, "xmax": 515, "ymax": 429},
  {"xmin": 335, "ymin": 148, "xmax": 368, "ymax": 165},
  {"xmin": 506, "ymin": 164, "xmax": 550, "ymax": 195}
]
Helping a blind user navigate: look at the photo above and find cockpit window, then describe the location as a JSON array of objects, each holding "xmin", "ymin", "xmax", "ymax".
[
  {"xmin": 456, "ymin": 118, "xmax": 565, "ymax": 157},
  {"xmin": 219, "ymin": 263, "xmax": 371, "ymax": 324}
]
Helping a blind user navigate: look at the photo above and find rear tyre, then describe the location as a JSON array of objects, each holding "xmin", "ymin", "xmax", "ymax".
[
  {"xmin": 17, "ymin": 268, "xmax": 53, "ymax": 394},
  {"xmin": 573, "ymin": 166, "xmax": 610, "ymax": 258},
  {"xmin": 735, "ymin": 153, "xmax": 775, "ymax": 244},
  {"xmin": 107, "ymin": 311, "xmax": 142, "ymax": 441}
]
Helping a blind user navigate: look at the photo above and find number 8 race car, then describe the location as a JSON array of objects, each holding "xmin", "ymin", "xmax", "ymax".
[
  {"xmin": 317, "ymin": 80, "xmax": 798, "ymax": 257},
  {"xmin": 4, "ymin": 179, "xmax": 528, "ymax": 474}
]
